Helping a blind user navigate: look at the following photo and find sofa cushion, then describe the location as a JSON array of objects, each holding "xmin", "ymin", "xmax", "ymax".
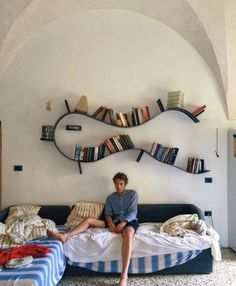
[
  {"xmin": 65, "ymin": 202, "xmax": 104, "ymax": 228},
  {"xmin": 4, "ymin": 205, "xmax": 41, "ymax": 224}
]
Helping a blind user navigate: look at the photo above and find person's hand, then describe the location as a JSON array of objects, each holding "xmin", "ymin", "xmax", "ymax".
[
  {"xmin": 108, "ymin": 223, "xmax": 116, "ymax": 233},
  {"xmin": 115, "ymin": 221, "xmax": 126, "ymax": 233}
]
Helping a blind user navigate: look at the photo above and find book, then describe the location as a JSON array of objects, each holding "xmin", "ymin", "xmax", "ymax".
[
  {"xmin": 96, "ymin": 107, "xmax": 108, "ymax": 121},
  {"xmin": 168, "ymin": 91, "xmax": 184, "ymax": 98},
  {"xmin": 64, "ymin": 100, "xmax": 71, "ymax": 113},
  {"xmin": 117, "ymin": 112, "xmax": 128, "ymax": 127},
  {"xmin": 74, "ymin": 95, "xmax": 88, "ymax": 113},
  {"xmin": 157, "ymin": 99, "xmax": 165, "ymax": 112},
  {"xmin": 73, "ymin": 144, "xmax": 82, "ymax": 160},
  {"xmin": 167, "ymin": 98, "xmax": 184, "ymax": 104},
  {"xmin": 136, "ymin": 150, "xmax": 144, "ymax": 162},
  {"xmin": 167, "ymin": 91, "xmax": 184, "ymax": 108},
  {"xmin": 101, "ymin": 108, "xmax": 109, "ymax": 121},
  {"xmin": 126, "ymin": 112, "xmax": 133, "ymax": 127},
  {"xmin": 92, "ymin": 106, "xmax": 103, "ymax": 117},
  {"xmin": 192, "ymin": 105, "xmax": 206, "ymax": 116},
  {"xmin": 131, "ymin": 108, "xmax": 138, "ymax": 126},
  {"xmin": 156, "ymin": 145, "xmax": 165, "ymax": 161},
  {"xmin": 41, "ymin": 125, "xmax": 54, "ymax": 140},
  {"xmin": 104, "ymin": 138, "xmax": 116, "ymax": 153},
  {"xmin": 107, "ymin": 109, "xmax": 116, "ymax": 124},
  {"xmin": 167, "ymin": 102, "xmax": 184, "ymax": 108}
]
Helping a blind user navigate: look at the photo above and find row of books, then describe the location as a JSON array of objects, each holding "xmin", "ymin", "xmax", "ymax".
[
  {"xmin": 157, "ymin": 93, "xmax": 206, "ymax": 118},
  {"xmin": 41, "ymin": 125, "xmax": 54, "ymax": 141},
  {"xmin": 74, "ymin": 143, "xmax": 106, "ymax": 162},
  {"xmin": 186, "ymin": 157, "xmax": 205, "ymax": 173},
  {"xmin": 91, "ymin": 106, "xmax": 150, "ymax": 126},
  {"xmin": 104, "ymin": 134, "xmax": 134, "ymax": 153},
  {"xmin": 150, "ymin": 142, "xmax": 179, "ymax": 165}
]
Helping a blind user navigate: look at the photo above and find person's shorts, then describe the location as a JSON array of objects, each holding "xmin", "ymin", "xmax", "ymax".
[{"xmin": 105, "ymin": 220, "xmax": 139, "ymax": 232}]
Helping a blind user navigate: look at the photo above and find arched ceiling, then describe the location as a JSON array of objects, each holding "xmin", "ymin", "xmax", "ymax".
[{"xmin": 0, "ymin": 0, "xmax": 234, "ymax": 119}]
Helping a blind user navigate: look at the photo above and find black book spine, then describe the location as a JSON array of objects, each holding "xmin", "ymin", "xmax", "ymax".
[
  {"xmin": 65, "ymin": 100, "xmax": 71, "ymax": 113},
  {"xmin": 157, "ymin": 99, "xmax": 165, "ymax": 112},
  {"xmin": 136, "ymin": 150, "xmax": 144, "ymax": 162}
]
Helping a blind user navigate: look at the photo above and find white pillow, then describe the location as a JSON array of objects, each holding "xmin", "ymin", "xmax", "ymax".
[{"xmin": 64, "ymin": 202, "xmax": 104, "ymax": 228}]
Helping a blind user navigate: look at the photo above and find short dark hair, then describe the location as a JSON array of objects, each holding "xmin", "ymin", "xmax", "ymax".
[{"xmin": 113, "ymin": 172, "xmax": 128, "ymax": 185}]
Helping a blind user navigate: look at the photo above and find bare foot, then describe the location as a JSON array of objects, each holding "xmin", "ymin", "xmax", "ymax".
[
  {"xmin": 118, "ymin": 276, "xmax": 127, "ymax": 286},
  {"xmin": 47, "ymin": 230, "xmax": 67, "ymax": 243}
]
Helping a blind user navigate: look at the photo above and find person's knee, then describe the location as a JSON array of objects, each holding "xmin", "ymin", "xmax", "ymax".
[
  {"xmin": 122, "ymin": 228, "xmax": 134, "ymax": 240},
  {"xmin": 84, "ymin": 217, "xmax": 93, "ymax": 225}
]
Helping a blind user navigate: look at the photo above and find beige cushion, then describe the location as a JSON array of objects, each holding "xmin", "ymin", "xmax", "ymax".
[
  {"xmin": 65, "ymin": 202, "xmax": 104, "ymax": 228},
  {"xmin": 5, "ymin": 204, "xmax": 41, "ymax": 224}
]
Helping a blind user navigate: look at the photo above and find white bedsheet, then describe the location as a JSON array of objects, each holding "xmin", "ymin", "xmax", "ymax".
[{"xmin": 64, "ymin": 223, "xmax": 214, "ymax": 263}]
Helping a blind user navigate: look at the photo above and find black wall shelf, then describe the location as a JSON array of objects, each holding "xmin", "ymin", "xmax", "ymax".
[{"xmin": 49, "ymin": 109, "xmax": 209, "ymax": 174}]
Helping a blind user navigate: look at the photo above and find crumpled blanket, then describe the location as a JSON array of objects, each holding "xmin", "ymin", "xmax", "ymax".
[
  {"xmin": 160, "ymin": 214, "xmax": 221, "ymax": 261},
  {"xmin": 160, "ymin": 214, "xmax": 206, "ymax": 237},
  {"xmin": 1, "ymin": 214, "xmax": 57, "ymax": 246}
]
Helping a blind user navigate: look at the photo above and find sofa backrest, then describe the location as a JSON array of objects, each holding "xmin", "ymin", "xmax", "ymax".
[
  {"xmin": 0, "ymin": 203, "xmax": 204, "ymax": 225},
  {"xmin": 39, "ymin": 205, "xmax": 71, "ymax": 225},
  {"xmin": 137, "ymin": 204, "xmax": 204, "ymax": 223},
  {"xmin": 99, "ymin": 203, "xmax": 204, "ymax": 223}
]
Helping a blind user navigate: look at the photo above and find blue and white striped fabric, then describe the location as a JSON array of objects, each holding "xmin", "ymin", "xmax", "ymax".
[
  {"xmin": 66, "ymin": 249, "xmax": 202, "ymax": 274},
  {"xmin": 0, "ymin": 239, "xmax": 65, "ymax": 286}
]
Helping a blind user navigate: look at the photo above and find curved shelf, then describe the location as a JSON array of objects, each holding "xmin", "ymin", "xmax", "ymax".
[
  {"xmin": 164, "ymin": 108, "xmax": 199, "ymax": 123},
  {"xmin": 54, "ymin": 106, "xmax": 199, "ymax": 131},
  {"xmin": 51, "ymin": 108, "xmax": 207, "ymax": 174},
  {"xmin": 136, "ymin": 149, "xmax": 210, "ymax": 174}
]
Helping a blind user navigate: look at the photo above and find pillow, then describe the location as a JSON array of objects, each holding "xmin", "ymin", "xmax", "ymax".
[
  {"xmin": 4, "ymin": 205, "xmax": 41, "ymax": 224},
  {"xmin": 64, "ymin": 202, "xmax": 104, "ymax": 228}
]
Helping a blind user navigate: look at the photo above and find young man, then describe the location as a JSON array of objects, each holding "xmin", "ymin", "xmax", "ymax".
[{"xmin": 47, "ymin": 172, "xmax": 139, "ymax": 286}]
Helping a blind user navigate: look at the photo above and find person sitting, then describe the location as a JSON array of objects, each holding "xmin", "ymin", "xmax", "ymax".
[{"xmin": 47, "ymin": 172, "xmax": 139, "ymax": 286}]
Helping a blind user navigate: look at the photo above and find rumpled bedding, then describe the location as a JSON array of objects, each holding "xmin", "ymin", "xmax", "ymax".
[
  {"xmin": 160, "ymin": 214, "xmax": 221, "ymax": 261},
  {"xmin": 64, "ymin": 222, "xmax": 220, "ymax": 264},
  {"xmin": 0, "ymin": 214, "xmax": 57, "ymax": 249}
]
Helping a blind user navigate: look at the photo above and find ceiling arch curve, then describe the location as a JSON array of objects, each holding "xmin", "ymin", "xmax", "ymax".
[{"xmin": 0, "ymin": 0, "xmax": 228, "ymax": 116}]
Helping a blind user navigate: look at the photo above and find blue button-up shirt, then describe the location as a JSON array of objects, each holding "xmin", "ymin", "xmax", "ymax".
[{"xmin": 104, "ymin": 189, "xmax": 138, "ymax": 223}]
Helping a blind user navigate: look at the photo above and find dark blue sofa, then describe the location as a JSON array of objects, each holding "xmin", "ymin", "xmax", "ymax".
[{"xmin": 0, "ymin": 204, "xmax": 213, "ymax": 276}]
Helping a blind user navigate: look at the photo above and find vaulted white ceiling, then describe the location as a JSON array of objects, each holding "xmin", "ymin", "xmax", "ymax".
[{"xmin": 0, "ymin": 0, "xmax": 235, "ymax": 119}]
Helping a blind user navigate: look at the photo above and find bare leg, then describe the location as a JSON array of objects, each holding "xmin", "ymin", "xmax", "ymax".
[
  {"xmin": 118, "ymin": 226, "xmax": 135, "ymax": 286},
  {"xmin": 47, "ymin": 218, "xmax": 105, "ymax": 243}
]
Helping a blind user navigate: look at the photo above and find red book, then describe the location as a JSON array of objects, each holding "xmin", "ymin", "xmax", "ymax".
[{"xmin": 192, "ymin": 105, "xmax": 206, "ymax": 116}]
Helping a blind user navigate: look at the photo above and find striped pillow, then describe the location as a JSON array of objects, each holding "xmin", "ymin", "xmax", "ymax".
[
  {"xmin": 5, "ymin": 205, "xmax": 41, "ymax": 224},
  {"xmin": 0, "ymin": 234, "xmax": 17, "ymax": 249},
  {"xmin": 28, "ymin": 219, "xmax": 57, "ymax": 241},
  {"xmin": 65, "ymin": 202, "xmax": 104, "ymax": 228}
]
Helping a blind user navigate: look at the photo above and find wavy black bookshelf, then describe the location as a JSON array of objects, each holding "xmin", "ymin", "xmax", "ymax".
[
  {"xmin": 45, "ymin": 101, "xmax": 209, "ymax": 174},
  {"xmin": 165, "ymin": 107, "xmax": 200, "ymax": 123},
  {"xmin": 136, "ymin": 149, "xmax": 210, "ymax": 174}
]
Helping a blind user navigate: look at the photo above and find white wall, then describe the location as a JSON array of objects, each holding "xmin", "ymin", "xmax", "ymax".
[{"xmin": 0, "ymin": 9, "xmax": 229, "ymax": 246}]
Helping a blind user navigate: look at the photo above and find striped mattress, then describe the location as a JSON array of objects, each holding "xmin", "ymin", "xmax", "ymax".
[
  {"xmin": 0, "ymin": 238, "xmax": 65, "ymax": 286},
  {"xmin": 66, "ymin": 249, "xmax": 202, "ymax": 274}
]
